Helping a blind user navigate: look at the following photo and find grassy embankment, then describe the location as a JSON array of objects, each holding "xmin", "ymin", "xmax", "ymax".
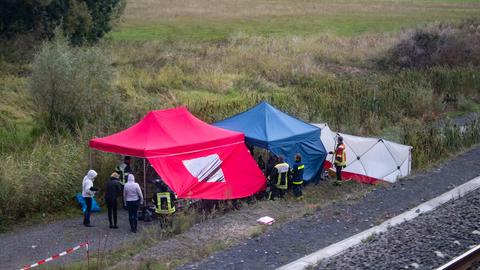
[{"xmin": 0, "ymin": 0, "xmax": 479, "ymax": 252}]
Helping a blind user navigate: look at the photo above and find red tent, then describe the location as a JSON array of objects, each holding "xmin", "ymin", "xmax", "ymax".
[{"xmin": 89, "ymin": 107, "xmax": 266, "ymax": 199}]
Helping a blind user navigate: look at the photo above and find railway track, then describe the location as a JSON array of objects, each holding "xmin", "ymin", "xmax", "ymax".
[
  {"xmin": 436, "ymin": 245, "xmax": 480, "ymax": 270},
  {"xmin": 312, "ymin": 187, "xmax": 480, "ymax": 270}
]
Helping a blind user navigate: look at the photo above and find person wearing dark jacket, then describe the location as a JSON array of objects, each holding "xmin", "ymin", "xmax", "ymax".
[
  {"xmin": 265, "ymin": 154, "xmax": 277, "ymax": 178},
  {"xmin": 257, "ymin": 156, "xmax": 266, "ymax": 173},
  {"xmin": 268, "ymin": 156, "xmax": 290, "ymax": 200},
  {"xmin": 153, "ymin": 179, "xmax": 176, "ymax": 212},
  {"xmin": 105, "ymin": 172, "xmax": 122, "ymax": 229},
  {"xmin": 291, "ymin": 154, "xmax": 305, "ymax": 199}
]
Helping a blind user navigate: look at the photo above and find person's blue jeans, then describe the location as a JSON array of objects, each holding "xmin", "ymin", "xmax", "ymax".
[
  {"xmin": 126, "ymin": 200, "xmax": 140, "ymax": 232},
  {"xmin": 83, "ymin": 197, "xmax": 92, "ymax": 225}
]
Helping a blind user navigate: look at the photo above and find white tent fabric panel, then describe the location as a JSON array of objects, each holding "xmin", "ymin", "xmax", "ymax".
[
  {"xmin": 383, "ymin": 140, "xmax": 410, "ymax": 163},
  {"xmin": 343, "ymin": 134, "xmax": 378, "ymax": 158},
  {"xmin": 360, "ymin": 142, "xmax": 398, "ymax": 179},
  {"xmin": 318, "ymin": 124, "xmax": 336, "ymax": 159},
  {"xmin": 384, "ymin": 170, "xmax": 401, "ymax": 183},
  {"xmin": 313, "ymin": 123, "xmax": 412, "ymax": 183},
  {"xmin": 344, "ymin": 159, "xmax": 367, "ymax": 176},
  {"xmin": 341, "ymin": 139, "xmax": 357, "ymax": 166}
]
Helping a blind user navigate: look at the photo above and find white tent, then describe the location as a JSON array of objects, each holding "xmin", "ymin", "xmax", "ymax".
[{"xmin": 313, "ymin": 123, "xmax": 412, "ymax": 183}]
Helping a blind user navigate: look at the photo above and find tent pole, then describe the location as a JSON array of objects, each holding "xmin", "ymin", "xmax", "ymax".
[
  {"xmin": 143, "ymin": 158, "xmax": 147, "ymax": 207},
  {"xmin": 88, "ymin": 149, "xmax": 92, "ymax": 169}
]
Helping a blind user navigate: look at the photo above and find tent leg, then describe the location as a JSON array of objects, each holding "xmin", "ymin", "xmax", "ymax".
[
  {"xmin": 408, "ymin": 148, "xmax": 412, "ymax": 175},
  {"xmin": 143, "ymin": 158, "xmax": 147, "ymax": 207}
]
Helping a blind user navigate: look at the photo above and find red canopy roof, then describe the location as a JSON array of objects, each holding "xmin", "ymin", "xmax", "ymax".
[{"xmin": 89, "ymin": 107, "xmax": 244, "ymax": 157}]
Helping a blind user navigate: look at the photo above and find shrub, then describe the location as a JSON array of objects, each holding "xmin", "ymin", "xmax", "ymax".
[
  {"xmin": 30, "ymin": 35, "xmax": 121, "ymax": 134},
  {"xmin": 382, "ymin": 20, "xmax": 480, "ymax": 69}
]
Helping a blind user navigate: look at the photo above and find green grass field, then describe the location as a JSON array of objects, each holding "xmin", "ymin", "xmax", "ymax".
[{"xmin": 109, "ymin": 0, "xmax": 480, "ymax": 41}]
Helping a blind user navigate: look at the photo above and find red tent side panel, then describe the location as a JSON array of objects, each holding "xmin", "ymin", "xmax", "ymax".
[
  {"xmin": 323, "ymin": 161, "xmax": 379, "ymax": 185},
  {"xmin": 148, "ymin": 143, "xmax": 266, "ymax": 200}
]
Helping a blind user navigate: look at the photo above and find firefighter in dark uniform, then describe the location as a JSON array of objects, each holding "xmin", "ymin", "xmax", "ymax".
[
  {"xmin": 291, "ymin": 153, "xmax": 305, "ymax": 199},
  {"xmin": 115, "ymin": 156, "xmax": 133, "ymax": 185},
  {"xmin": 153, "ymin": 179, "xmax": 176, "ymax": 227},
  {"xmin": 268, "ymin": 155, "xmax": 290, "ymax": 200}
]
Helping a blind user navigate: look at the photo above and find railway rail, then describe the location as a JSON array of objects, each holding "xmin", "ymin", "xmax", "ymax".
[{"xmin": 436, "ymin": 244, "xmax": 480, "ymax": 270}]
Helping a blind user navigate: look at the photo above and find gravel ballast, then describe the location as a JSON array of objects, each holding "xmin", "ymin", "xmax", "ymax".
[{"xmin": 316, "ymin": 188, "xmax": 480, "ymax": 270}]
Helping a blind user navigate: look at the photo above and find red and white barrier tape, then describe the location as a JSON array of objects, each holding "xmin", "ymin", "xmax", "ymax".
[{"xmin": 20, "ymin": 242, "xmax": 89, "ymax": 270}]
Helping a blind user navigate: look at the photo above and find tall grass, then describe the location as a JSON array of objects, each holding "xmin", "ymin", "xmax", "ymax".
[
  {"xmin": 0, "ymin": 137, "xmax": 87, "ymax": 228},
  {"xmin": 0, "ymin": 132, "xmax": 124, "ymax": 230},
  {"xmin": 404, "ymin": 118, "xmax": 480, "ymax": 168}
]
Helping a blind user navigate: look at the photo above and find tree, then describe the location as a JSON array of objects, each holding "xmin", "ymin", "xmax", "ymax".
[
  {"xmin": 0, "ymin": 0, "xmax": 125, "ymax": 45},
  {"xmin": 30, "ymin": 35, "xmax": 121, "ymax": 133}
]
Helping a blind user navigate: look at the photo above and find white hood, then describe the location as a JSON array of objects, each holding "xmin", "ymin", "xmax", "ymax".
[
  {"xmin": 127, "ymin": 174, "xmax": 135, "ymax": 183},
  {"xmin": 87, "ymin": 169, "xmax": 97, "ymax": 180},
  {"xmin": 82, "ymin": 169, "xmax": 97, "ymax": 198},
  {"xmin": 83, "ymin": 169, "xmax": 98, "ymax": 183}
]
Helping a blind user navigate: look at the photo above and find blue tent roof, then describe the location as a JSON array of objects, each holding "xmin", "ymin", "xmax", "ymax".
[{"xmin": 214, "ymin": 102, "xmax": 327, "ymax": 181}]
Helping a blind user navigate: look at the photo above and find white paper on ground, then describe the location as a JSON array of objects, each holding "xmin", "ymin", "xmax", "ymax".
[{"xmin": 257, "ymin": 216, "xmax": 275, "ymax": 225}]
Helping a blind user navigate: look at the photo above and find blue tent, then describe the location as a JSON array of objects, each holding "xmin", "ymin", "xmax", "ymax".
[{"xmin": 214, "ymin": 102, "xmax": 327, "ymax": 181}]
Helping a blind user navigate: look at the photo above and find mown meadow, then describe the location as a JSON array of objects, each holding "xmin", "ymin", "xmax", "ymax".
[{"xmin": 1, "ymin": 0, "xmax": 480, "ymax": 231}]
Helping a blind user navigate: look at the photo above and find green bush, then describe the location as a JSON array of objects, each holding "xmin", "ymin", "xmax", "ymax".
[
  {"xmin": 30, "ymin": 35, "xmax": 121, "ymax": 134},
  {"xmin": 382, "ymin": 20, "xmax": 480, "ymax": 69}
]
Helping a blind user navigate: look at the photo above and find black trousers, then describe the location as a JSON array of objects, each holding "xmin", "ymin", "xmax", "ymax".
[
  {"xmin": 292, "ymin": 184, "xmax": 303, "ymax": 197},
  {"xmin": 126, "ymin": 200, "xmax": 140, "ymax": 232},
  {"xmin": 335, "ymin": 165, "xmax": 343, "ymax": 180},
  {"xmin": 272, "ymin": 187, "xmax": 285, "ymax": 199},
  {"xmin": 83, "ymin": 197, "xmax": 92, "ymax": 225},
  {"xmin": 107, "ymin": 200, "xmax": 118, "ymax": 227},
  {"xmin": 268, "ymin": 186, "xmax": 281, "ymax": 200}
]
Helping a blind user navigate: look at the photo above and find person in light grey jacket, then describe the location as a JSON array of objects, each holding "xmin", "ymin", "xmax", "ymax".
[
  {"xmin": 123, "ymin": 174, "xmax": 143, "ymax": 233},
  {"xmin": 82, "ymin": 169, "xmax": 98, "ymax": 227}
]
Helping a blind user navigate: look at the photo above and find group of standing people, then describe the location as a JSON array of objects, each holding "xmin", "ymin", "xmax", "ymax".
[
  {"xmin": 81, "ymin": 156, "xmax": 144, "ymax": 233},
  {"xmin": 264, "ymin": 153, "xmax": 305, "ymax": 200},
  {"xmin": 261, "ymin": 135, "xmax": 347, "ymax": 200}
]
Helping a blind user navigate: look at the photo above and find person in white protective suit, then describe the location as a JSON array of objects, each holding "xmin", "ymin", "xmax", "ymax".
[{"xmin": 82, "ymin": 169, "xmax": 98, "ymax": 227}]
